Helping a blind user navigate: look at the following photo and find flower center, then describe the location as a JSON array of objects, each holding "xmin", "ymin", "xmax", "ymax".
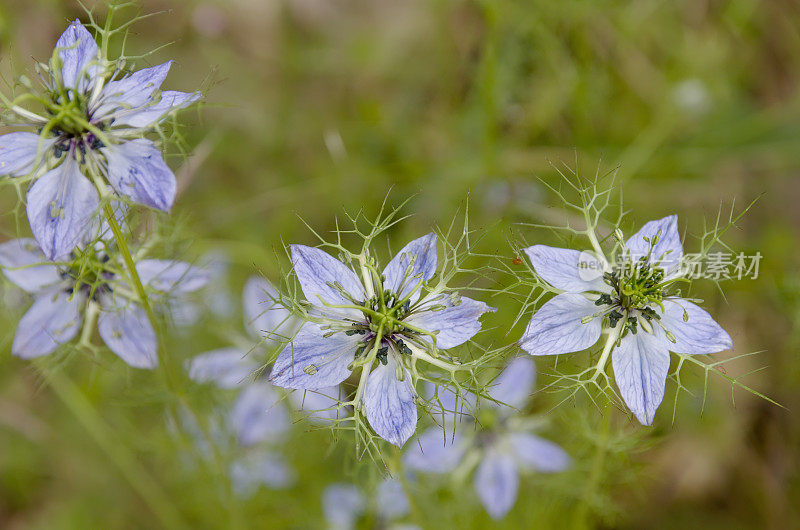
[
  {"xmin": 48, "ymin": 92, "xmax": 93, "ymax": 135},
  {"xmin": 342, "ymin": 289, "xmax": 419, "ymax": 367},
  {"xmin": 364, "ymin": 289, "xmax": 412, "ymax": 333},
  {"xmin": 60, "ymin": 250, "xmax": 116, "ymax": 300},
  {"xmin": 593, "ymin": 258, "xmax": 666, "ymax": 334},
  {"xmin": 476, "ymin": 407, "xmax": 499, "ymax": 431},
  {"xmin": 44, "ymin": 88, "xmax": 110, "ymax": 160},
  {"xmin": 605, "ymin": 258, "xmax": 665, "ymax": 310}
]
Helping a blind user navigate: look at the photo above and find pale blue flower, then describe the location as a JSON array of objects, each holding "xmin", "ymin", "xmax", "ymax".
[
  {"xmin": 0, "ymin": 20, "xmax": 199, "ymax": 260},
  {"xmin": 404, "ymin": 357, "xmax": 570, "ymax": 520},
  {"xmin": 226, "ymin": 382, "xmax": 296, "ymax": 495},
  {"xmin": 188, "ymin": 277, "xmax": 305, "ymax": 494},
  {"xmin": 322, "ymin": 479, "xmax": 418, "ymax": 530},
  {"xmin": 270, "ymin": 233, "xmax": 495, "ymax": 447},
  {"xmin": 187, "ymin": 354, "xmax": 295, "ymax": 493},
  {"xmin": 0, "ymin": 237, "xmax": 207, "ymax": 367},
  {"xmin": 229, "ymin": 449, "xmax": 294, "ymax": 496},
  {"xmin": 519, "ymin": 215, "xmax": 733, "ymax": 425},
  {"xmin": 323, "ymin": 484, "xmax": 365, "ymax": 530},
  {"xmin": 188, "ymin": 277, "xmax": 297, "ymax": 443},
  {"xmin": 170, "ymin": 403, "xmax": 294, "ymax": 496}
]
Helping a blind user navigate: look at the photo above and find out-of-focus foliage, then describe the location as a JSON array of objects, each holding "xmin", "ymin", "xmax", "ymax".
[{"xmin": 0, "ymin": 0, "xmax": 798, "ymax": 528}]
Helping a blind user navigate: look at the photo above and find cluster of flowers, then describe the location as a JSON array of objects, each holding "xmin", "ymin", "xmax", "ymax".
[
  {"xmin": 0, "ymin": 18, "xmax": 737, "ymax": 523},
  {"xmin": 0, "ymin": 20, "xmax": 204, "ymax": 367}
]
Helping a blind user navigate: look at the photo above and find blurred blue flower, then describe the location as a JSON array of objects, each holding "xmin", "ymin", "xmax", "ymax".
[
  {"xmin": 189, "ymin": 276, "xmax": 298, "ymax": 439},
  {"xmin": 0, "ymin": 237, "xmax": 208, "ymax": 367},
  {"xmin": 520, "ymin": 215, "xmax": 733, "ymax": 425},
  {"xmin": 323, "ymin": 483, "xmax": 365, "ymax": 530},
  {"xmin": 188, "ymin": 351, "xmax": 295, "ymax": 493},
  {"xmin": 170, "ymin": 398, "xmax": 294, "ymax": 496},
  {"xmin": 404, "ymin": 357, "xmax": 570, "ymax": 520},
  {"xmin": 226, "ymin": 382, "xmax": 295, "ymax": 495},
  {"xmin": 188, "ymin": 276, "xmax": 322, "ymax": 494},
  {"xmin": 270, "ymin": 233, "xmax": 495, "ymax": 447},
  {"xmin": 322, "ymin": 478, "xmax": 419, "ymax": 530},
  {"xmin": 0, "ymin": 20, "xmax": 199, "ymax": 260}
]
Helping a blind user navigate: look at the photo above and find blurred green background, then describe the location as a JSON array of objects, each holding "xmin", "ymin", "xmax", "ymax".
[{"xmin": 1, "ymin": 0, "xmax": 799, "ymax": 528}]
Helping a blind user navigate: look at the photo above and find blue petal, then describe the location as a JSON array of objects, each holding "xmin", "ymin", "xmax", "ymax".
[
  {"xmin": 270, "ymin": 323, "xmax": 358, "ymax": 390},
  {"xmin": 12, "ymin": 290, "xmax": 83, "ymax": 358},
  {"xmin": 135, "ymin": 259, "xmax": 209, "ymax": 294},
  {"xmin": 230, "ymin": 383, "xmax": 291, "ymax": 446},
  {"xmin": 612, "ymin": 327, "xmax": 671, "ymax": 425},
  {"xmin": 363, "ymin": 356, "xmax": 417, "ymax": 447},
  {"xmin": 661, "ymin": 299, "xmax": 732, "ymax": 354},
  {"xmin": 507, "ymin": 432, "xmax": 571, "ymax": 473},
  {"xmin": 243, "ymin": 276, "xmax": 295, "ymax": 343},
  {"xmin": 488, "ymin": 357, "xmax": 536, "ymax": 410},
  {"xmin": 98, "ymin": 298, "xmax": 157, "ymax": 369},
  {"xmin": 54, "ymin": 20, "xmax": 99, "ymax": 91},
  {"xmin": 625, "ymin": 215, "xmax": 683, "ymax": 276},
  {"xmin": 101, "ymin": 139, "xmax": 176, "ymax": 211},
  {"xmin": 0, "ymin": 238, "xmax": 61, "ymax": 293},
  {"xmin": 230, "ymin": 451, "xmax": 294, "ymax": 496},
  {"xmin": 524, "ymin": 245, "xmax": 608, "ymax": 293},
  {"xmin": 188, "ymin": 348, "xmax": 258, "ymax": 389},
  {"xmin": 26, "ymin": 160, "xmax": 99, "ymax": 260},
  {"xmin": 0, "ymin": 132, "xmax": 54, "ymax": 176},
  {"xmin": 115, "ymin": 90, "xmax": 200, "ymax": 128},
  {"xmin": 323, "ymin": 484, "xmax": 365, "ymax": 529},
  {"xmin": 473, "ymin": 449, "xmax": 519, "ymax": 520},
  {"xmin": 519, "ymin": 293, "xmax": 602, "ymax": 356},
  {"xmin": 382, "ymin": 233, "xmax": 437, "ymax": 302},
  {"xmin": 290, "ymin": 244, "xmax": 365, "ymax": 316},
  {"xmin": 405, "ymin": 294, "xmax": 494, "ymax": 349},
  {"xmin": 375, "ymin": 478, "xmax": 410, "ymax": 520},
  {"xmin": 94, "ymin": 62, "xmax": 172, "ymax": 118},
  {"xmin": 403, "ymin": 425, "xmax": 467, "ymax": 474}
]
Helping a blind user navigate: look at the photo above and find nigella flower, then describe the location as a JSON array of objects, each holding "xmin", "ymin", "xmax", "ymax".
[
  {"xmin": 0, "ymin": 20, "xmax": 199, "ymax": 260},
  {"xmin": 404, "ymin": 357, "xmax": 570, "ymax": 520},
  {"xmin": 187, "ymin": 284, "xmax": 297, "ymax": 492},
  {"xmin": 322, "ymin": 479, "xmax": 419, "ymax": 530},
  {"xmin": 226, "ymin": 384, "xmax": 295, "ymax": 495},
  {"xmin": 171, "ymin": 401, "xmax": 294, "ymax": 497},
  {"xmin": 520, "ymin": 215, "xmax": 733, "ymax": 425},
  {"xmin": 269, "ymin": 233, "xmax": 495, "ymax": 447},
  {"xmin": 0, "ymin": 237, "xmax": 207, "ymax": 367}
]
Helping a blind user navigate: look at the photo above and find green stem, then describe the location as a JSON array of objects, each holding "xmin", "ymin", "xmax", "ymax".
[
  {"xmin": 412, "ymin": 347, "xmax": 467, "ymax": 374},
  {"xmin": 593, "ymin": 322, "xmax": 623, "ymax": 379},
  {"xmin": 79, "ymin": 301, "xmax": 100, "ymax": 347},
  {"xmin": 357, "ymin": 255, "xmax": 375, "ymax": 299},
  {"xmin": 584, "ymin": 212, "xmax": 609, "ymax": 267}
]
